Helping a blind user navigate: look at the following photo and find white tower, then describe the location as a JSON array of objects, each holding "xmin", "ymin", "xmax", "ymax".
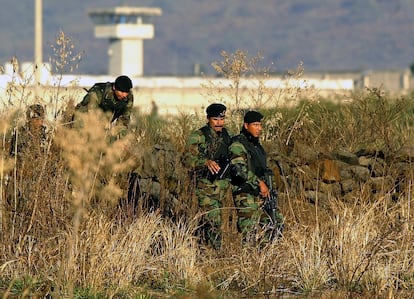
[{"xmin": 88, "ymin": 6, "xmax": 162, "ymax": 77}]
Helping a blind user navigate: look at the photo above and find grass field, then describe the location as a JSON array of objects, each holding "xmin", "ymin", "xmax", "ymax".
[{"xmin": 1, "ymin": 50, "xmax": 414, "ymax": 298}]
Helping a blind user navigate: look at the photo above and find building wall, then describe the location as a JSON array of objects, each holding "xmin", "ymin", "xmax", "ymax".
[
  {"xmin": 0, "ymin": 66, "xmax": 412, "ymax": 116},
  {"xmin": 356, "ymin": 69, "xmax": 411, "ymax": 92}
]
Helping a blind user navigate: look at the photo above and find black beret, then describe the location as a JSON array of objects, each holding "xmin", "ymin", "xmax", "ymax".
[
  {"xmin": 244, "ymin": 111, "xmax": 263, "ymax": 123},
  {"xmin": 114, "ymin": 75, "xmax": 133, "ymax": 92},
  {"xmin": 206, "ymin": 103, "xmax": 226, "ymax": 118}
]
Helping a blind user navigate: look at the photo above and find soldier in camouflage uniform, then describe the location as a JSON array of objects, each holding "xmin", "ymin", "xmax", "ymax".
[
  {"xmin": 8, "ymin": 104, "xmax": 49, "ymax": 227},
  {"xmin": 75, "ymin": 75, "xmax": 134, "ymax": 133},
  {"xmin": 75, "ymin": 76, "xmax": 134, "ymax": 215},
  {"xmin": 10, "ymin": 104, "xmax": 47, "ymax": 158},
  {"xmin": 185, "ymin": 103, "xmax": 232, "ymax": 249},
  {"xmin": 229, "ymin": 110, "xmax": 284, "ymax": 245}
]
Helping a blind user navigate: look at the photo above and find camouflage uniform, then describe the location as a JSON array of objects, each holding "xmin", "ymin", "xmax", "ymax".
[
  {"xmin": 185, "ymin": 105, "xmax": 232, "ymax": 249},
  {"xmin": 8, "ymin": 104, "xmax": 48, "ymax": 225},
  {"xmin": 229, "ymin": 116, "xmax": 284, "ymax": 245},
  {"xmin": 10, "ymin": 104, "xmax": 47, "ymax": 158},
  {"xmin": 75, "ymin": 76, "xmax": 134, "ymax": 132}
]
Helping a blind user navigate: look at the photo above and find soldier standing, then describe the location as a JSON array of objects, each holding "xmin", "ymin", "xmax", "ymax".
[
  {"xmin": 185, "ymin": 103, "xmax": 232, "ymax": 249},
  {"xmin": 229, "ymin": 110, "xmax": 284, "ymax": 245}
]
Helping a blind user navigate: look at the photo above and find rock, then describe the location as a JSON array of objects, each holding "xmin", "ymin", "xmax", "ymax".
[
  {"xmin": 369, "ymin": 176, "xmax": 394, "ymax": 194},
  {"xmin": 392, "ymin": 145, "xmax": 414, "ymax": 162},
  {"xmin": 304, "ymin": 190, "xmax": 331, "ymax": 209},
  {"xmin": 318, "ymin": 181, "xmax": 341, "ymax": 197},
  {"xmin": 341, "ymin": 178, "xmax": 357, "ymax": 193},
  {"xmin": 348, "ymin": 165, "xmax": 371, "ymax": 182},
  {"xmin": 334, "ymin": 149, "xmax": 359, "ymax": 165},
  {"xmin": 320, "ymin": 159, "xmax": 341, "ymax": 183},
  {"xmin": 292, "ymin": 143, "xmax": 320, "ymax": 164}
]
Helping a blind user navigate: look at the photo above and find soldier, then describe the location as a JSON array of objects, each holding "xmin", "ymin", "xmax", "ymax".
[
  {"xmin": 75, "ymin": 75, "xmax": 134, "ymax": 133},
  {"xmin": 10, "ymin": 104, "xmax": 47, "ymax": 158},
  {"xmin": 8, "ymin": 104, "xmax": 49, "ymax": 228},
  {"xmin": 185, "ymin": 103, "xmax": 232, "ymax": 249},
  {"xmin": 74, "ymin": 76, "xmax": 135, "ymax": 217},
  {"xmin": 229, "ymin": 110, "xmax": 284, "ymax": 245}
]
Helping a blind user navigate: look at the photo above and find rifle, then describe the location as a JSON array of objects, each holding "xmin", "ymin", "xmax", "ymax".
[
  {"xmin": 263, "ymin": 172, "xmax": 283, "ymax": 240},
  {"xmin": 206, "ymin": 157, "xmax": 231, "ymax": 182},
  {"xmin": 218, "ymin": 161, "xmax": 231, "ymax": 180}
]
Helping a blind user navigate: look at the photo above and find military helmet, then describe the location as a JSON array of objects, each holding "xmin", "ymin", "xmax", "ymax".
[{"xmin": 26, "ymin": 104, "xmax": 45, "ymax": 119}]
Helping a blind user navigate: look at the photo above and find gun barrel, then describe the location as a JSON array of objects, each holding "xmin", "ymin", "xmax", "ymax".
[{"xmin": 218, "ymin": 163, "xmax": 230, "ymax": 179}]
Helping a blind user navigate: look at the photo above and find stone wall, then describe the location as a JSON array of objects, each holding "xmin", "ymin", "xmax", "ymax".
[{"xmin": 271, "ymin": 142, "xmax": 414, "ymax": 209}]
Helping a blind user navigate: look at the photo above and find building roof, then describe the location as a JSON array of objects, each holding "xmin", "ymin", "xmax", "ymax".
[{"xmin": 88, "ymin": 6, "xmax": 162, "ymax": 17}]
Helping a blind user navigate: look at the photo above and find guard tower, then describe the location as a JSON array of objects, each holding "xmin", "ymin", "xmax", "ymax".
[{"xmin": 89, "ymin": 6, "xmax": 162, "ymax": 77}]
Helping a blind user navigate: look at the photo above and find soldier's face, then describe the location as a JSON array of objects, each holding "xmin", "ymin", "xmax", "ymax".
[
  {"xmin": 29, "ymin": 118, "xmax": 44, "ymax": 129},
  {"xmin": 114, "ymin": 89, "xmax": 129, "ymax": 100},
  {"xmin": 208, "ymin": 117, "xmax": 225, "ymax": 132},
  {"xmin": 244, "ymin": 122, "xmax": 262, "ymax": 138}
]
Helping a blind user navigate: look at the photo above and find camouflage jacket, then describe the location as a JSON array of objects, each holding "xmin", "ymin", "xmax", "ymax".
[
  {"xmin": 185, "ymin": 125, "xmax": 231, "ymax": 180},
  {"xmin": 9, "ymin": 125, "xmax": 48, "ymax": 158},
  {"xmin": 229, "ymin": 131, "xmax": 270, "ymax": 195},
  {"xmin": 75, "ymin": 82, "xmax": 134, "ymax": 128}
]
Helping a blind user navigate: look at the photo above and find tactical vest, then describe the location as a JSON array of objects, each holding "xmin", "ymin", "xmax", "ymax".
[
  {"xmin": 76, "ymin": 82, "xmax": 131, "ymax": 122},
  {"xmin": 199, "ymin": 126, "xmax": 231, "ymax": 167},
  {"xmin": 76, "ymin": 82, "xmax": 107, "ymax": 109},
  {"xmin": 232, "ymin": 133, "xmax": 267, "ymax": 179}
]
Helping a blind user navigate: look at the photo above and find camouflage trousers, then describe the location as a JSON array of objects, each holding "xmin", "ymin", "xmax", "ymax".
[
  {"xmin": 196, "ymin": 178, "xmax": 230, "ymax": 249},
  {"xmin": 233, "ymin": 192, "xmax": 284, "ymax": 245}
]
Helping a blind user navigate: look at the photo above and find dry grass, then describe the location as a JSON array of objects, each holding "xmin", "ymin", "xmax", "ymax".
[
  {"xmin": 2, "ymin": 49, "xmax": 414, "ymax": 298},
  {"xmin": 1, "ymin": 92, "xmax": 414, "ymax": 298}
]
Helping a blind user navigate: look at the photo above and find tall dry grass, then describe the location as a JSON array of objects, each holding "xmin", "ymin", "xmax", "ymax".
[{"xmin": 2, "ymin": 46, "xmax": 414, "ymax": 298}]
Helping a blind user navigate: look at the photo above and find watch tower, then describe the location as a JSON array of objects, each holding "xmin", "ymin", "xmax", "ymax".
[{"xmin": 89, "ymin": 6, "xmax": 162, "ymax": 76}]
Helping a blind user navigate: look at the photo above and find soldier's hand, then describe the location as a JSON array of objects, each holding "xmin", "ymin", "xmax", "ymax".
[
  {"xmin": 258, "ymin": 180, "xmax": 270, "ymax": 198},
  {"xmin": 206, "ymin": 160, "xmax": 220, "ymax": 174}
]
